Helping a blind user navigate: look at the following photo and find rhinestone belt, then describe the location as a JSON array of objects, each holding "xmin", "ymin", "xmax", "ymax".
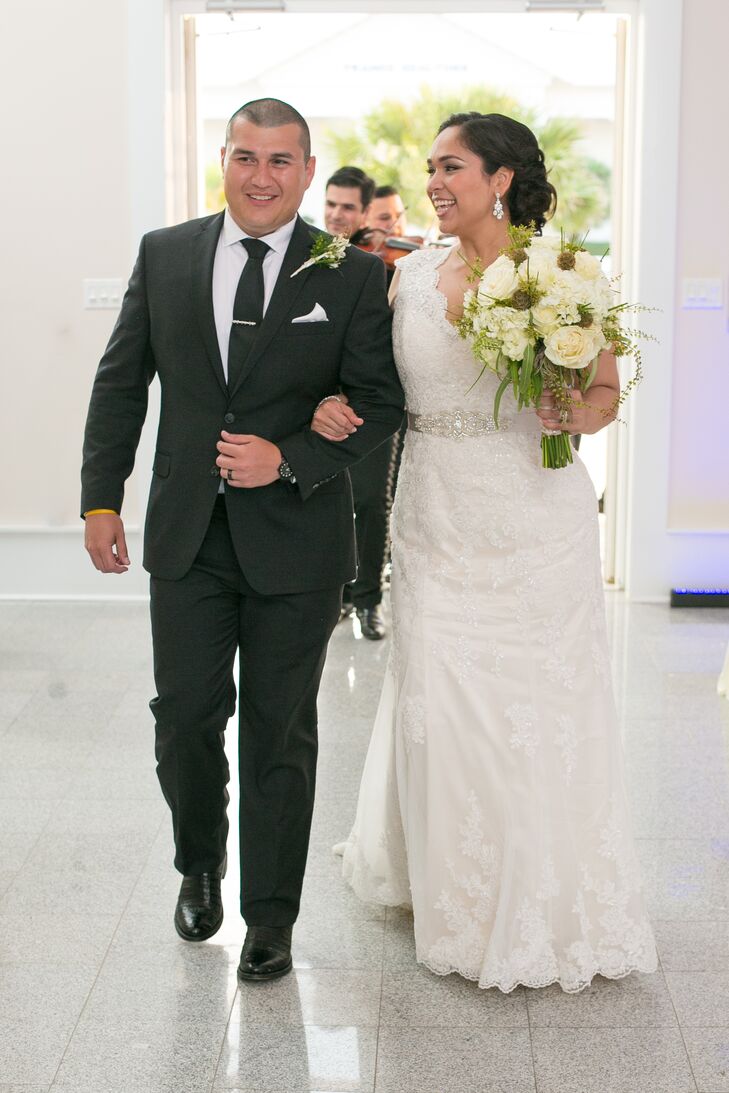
[{"xmin": 407, "ymin": 409, "xmax": 505, "ymax": 438}]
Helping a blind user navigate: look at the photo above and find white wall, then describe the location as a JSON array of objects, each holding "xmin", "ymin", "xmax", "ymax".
[
  {"xmin": 0, "ymin": 0, "xmax": 725, "ymax": 600},
  {"xmin": 0, "ymin": 0, "xmax": 131, "ymax": 528},
  {"xmin": 668, "ymin": 0, "xmax": 729, "ymax": 533},
  {"xmin": 0, "ymin": 0, "xmax": 165, "ymax": 598},
  {"xmin": 624, "ymin": 0, "xmax": 729, "ymax": 599}
]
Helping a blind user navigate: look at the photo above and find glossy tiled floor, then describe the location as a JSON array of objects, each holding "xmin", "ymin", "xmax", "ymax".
[{"xmin": 1, "ymin": 595, "xmax": 728, "ymax": 1092}]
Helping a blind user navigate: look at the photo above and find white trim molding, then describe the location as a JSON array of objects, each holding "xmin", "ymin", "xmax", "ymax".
[
  {"xmin": 622, "ymin": 0, "xmax": 683, "ymax": 600},
  {"xmin": 0, "ymin": 529, "xmax": 149, "ymax": 601}
]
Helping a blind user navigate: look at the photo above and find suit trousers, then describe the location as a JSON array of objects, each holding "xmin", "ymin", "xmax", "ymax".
[{"xmin": 150, "ymin": 495, "xmax": 341, "ymax": 926}]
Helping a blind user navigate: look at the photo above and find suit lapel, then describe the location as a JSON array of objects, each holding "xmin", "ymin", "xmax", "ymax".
[
  {"xmin": 227, "ymin": 216, "xmax": 318, "ymax": 400},
  {"xmin": 191, "ymin": 212, "xmax": 227, "ymax": 397}
]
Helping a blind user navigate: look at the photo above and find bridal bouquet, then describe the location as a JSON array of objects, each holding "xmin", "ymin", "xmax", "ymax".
[{"xmin": 457, "ymin": 224, "xmax": 649, "ymax": 468}]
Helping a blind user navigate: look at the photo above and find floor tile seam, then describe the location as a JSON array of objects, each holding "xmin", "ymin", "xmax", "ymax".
[
  {"xmin": 651, "ymin": 916, "xmax": 729, "ymax": 921},
  {"xmin": 662, "ymin": 969, "xmax": 729, "ymax": 975},
  {"xmin": 60, "ymin": 693, "xmax": 133, "ymax": 798},
  {"xmin": 635, "ymin": 836, "xmax": 728, "ymax": 842},
  {"xmin": 524, "ymin": 985, "xmax": 539, "ymax": 1093},
  {"xmin": 372, "ymin": 907, "xmax": 391, "ymax": 1093},
  {"xmin": 45, "ymin": 810, "xmax": 168, "ymax": 1091},
  {"xmin": 59, "ymin": 794, "xmax": 166, "ymax": 804},
  {"xmin": 54, "ymin": 613, "xmax": 122, "ymax": 676},
  {"xmin": 0, "ymin": 788, "xmax": 66, "ymax": 900},
  {"xmin": 0, "ymin": 689, "xmax": 36, "ymax": 739},
  {"xmin": 376, "ymin": 1021, "xmax": 539, "ymax": 1031},
  {"xmin": 220, "ymin": 1020, "xmax": 383, "ymax": 1030},
  {"xmin": 660, "ymin": 952, "xmax": 701, "ymax": 1093},
  {"xmin": 204, "ymin": 983, "xmax": 239, "ymax": 1093},
  {"xmin": 373, "ymin": 1021, "xmax": 686, "ymax": 1032}
]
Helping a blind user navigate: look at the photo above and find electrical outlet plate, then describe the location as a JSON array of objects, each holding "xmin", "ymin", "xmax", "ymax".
[
  {"xmin": 681, "ymin": 277, "xmax": 723, "ymax": 309},
  {"xmin": 83, "ymin": 279, "xmax": 124, "ymax": 309}
]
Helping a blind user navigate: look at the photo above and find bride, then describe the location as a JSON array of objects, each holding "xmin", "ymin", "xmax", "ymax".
[{"xmin": 313, "ymin": 112, "xmax": 657, "ymax": 993}]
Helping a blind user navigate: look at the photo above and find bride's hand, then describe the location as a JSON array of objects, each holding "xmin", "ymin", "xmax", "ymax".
[
  {"xmin": 537, "ymin": 352, "xmax": 620, "ymax": 435},
  {"xmin": 537, "ymin": 389, "xmax": 583, "ymax": 434},
  {"xmin": 537, "ymin": 390, "xmax": 562, "ymax": 432},
  {"xmin": 538, "ymin": 386, "xmax": 615, "ymax": 435},
  {"xmin": 311, "ymin": 393, "xmax": 364, "ymax": 442}
]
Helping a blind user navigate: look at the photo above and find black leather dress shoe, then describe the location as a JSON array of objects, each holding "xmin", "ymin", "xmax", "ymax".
[
  {"xmin": 174, "ymin": 870, "xmax": 224, "ymax": 942},
  {"xmin": 356, "ymin": 606, "xmax": 386, "ymax": 640},
  {"xmin": 237, "ymin": 925, "xmax": 293, "ymax": 982}
]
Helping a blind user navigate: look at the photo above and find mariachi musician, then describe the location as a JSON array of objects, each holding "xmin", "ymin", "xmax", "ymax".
[
  {"xmin": 351, "ymin": 185, "xmax": 424, "ymax": 286},
  {"xmin": 323, "ymin": 168, "xmax": 392, "ymax": 641}
]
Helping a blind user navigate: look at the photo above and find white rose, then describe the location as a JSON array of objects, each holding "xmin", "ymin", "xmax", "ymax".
[
  {"xmin": 531, "ymin": 302, "xmax": 561, "ymax": 337},
  {"xmin": 524, "ymin": 242, "xmax": 559, "ymax": 291},
  {"xmin": 544, "ymin": 325, "xmax": 603, "ymax": 370},
  {"xmin": 478, "ymin": 255, "xmax": 520, "ymax": 302},
  {"xmin": 502, "ymin": 328, "xmax": 532, "ymax": 361},
  {"xmin": 574, "ymin": 249, "xmax": 603, "ymax": 281}
]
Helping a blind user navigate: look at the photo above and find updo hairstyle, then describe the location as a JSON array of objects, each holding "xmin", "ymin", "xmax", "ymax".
[{"xmin": 437, "ymin": 112, "xmax": 557, "ymax": 233}]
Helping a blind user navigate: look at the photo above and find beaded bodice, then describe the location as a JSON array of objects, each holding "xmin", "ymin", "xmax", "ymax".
[{"xmin": 392, "ymin": 247, "xmax": 538, "ymax": 440}]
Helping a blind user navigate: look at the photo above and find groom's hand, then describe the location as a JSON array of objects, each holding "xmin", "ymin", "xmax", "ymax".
[
  {"xmin": 84, "ymin": 513, "xmax": 130, "ymax": 573},
  {"xmin": 216, "ymin": 432, "xmax": 282, "ymax": 488}
]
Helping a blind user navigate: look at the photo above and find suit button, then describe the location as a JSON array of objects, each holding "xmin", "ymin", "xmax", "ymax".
[
  {"xmin": 224, "ymin": 412, "xmax": 235, "ymax": 424},
  {"xmin": 210, "ymin": 467, "xmax": 219, "ymax": 476}
]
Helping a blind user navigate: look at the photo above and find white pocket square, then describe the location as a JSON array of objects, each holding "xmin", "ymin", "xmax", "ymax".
[{"xmin": 291, "ymin": 303, "xmax": 328, "ymax": 324}]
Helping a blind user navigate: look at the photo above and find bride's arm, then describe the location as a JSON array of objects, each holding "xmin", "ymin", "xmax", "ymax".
[
  {"xmin": 388, "ymin": 267, "xmax": 401, "ymax": 309},
  {"xmin": 312, "ymin": 267, "xmax": 403, "ymax": 442},
  {"xmin": 311, "ymin": 267, "xmax": 403, "ymax": 443},
  {"xmin": 311, "ymin": 393, "xmax": 363, "ymax": 442},
  {"xmin": 537, "ymin": 349, "xmax": 620, "ymax": 435}
]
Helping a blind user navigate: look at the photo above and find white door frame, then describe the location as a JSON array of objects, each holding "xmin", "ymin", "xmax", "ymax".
[{"xmin": 130, "ymin": 0, "xmax": 683, "ymax": 602}]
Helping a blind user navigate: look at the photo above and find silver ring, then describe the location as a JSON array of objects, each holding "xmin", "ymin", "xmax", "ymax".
[{"xmin": 559, "ymin": 409, "xmax": 570, "ymax": 425}]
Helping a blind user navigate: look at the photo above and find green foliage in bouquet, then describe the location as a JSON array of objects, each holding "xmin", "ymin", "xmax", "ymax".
[{"xmin": 457, "ymin": 224, "xmax": 654, "ymax": 469}]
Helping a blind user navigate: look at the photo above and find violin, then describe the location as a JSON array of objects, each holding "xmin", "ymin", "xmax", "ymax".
[{"xmin": 351, "ymin": 227, "xmax": 426, "ymax": 271}]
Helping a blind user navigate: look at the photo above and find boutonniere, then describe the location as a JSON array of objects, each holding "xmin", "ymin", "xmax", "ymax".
[{"xmin": 291, "ymin": 233, "xmax": 350, "ymax": 278}]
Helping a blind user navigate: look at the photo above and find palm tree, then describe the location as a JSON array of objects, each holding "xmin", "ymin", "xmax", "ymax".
[{"xmin": 326, "ymin": 86, "xmax": 610, "ymax": 238}]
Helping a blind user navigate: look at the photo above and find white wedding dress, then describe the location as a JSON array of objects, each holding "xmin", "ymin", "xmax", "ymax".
[{"xmin": 339, "ymin": 246, "xmax": 657, "ymax": 993}]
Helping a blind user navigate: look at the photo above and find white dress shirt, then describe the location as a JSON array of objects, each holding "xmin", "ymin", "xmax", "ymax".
[{"xmin": 212, "ymin": 209, "xmax": 298, "ymax": 383}]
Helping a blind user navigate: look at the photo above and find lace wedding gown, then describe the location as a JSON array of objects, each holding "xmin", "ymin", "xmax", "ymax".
[{"xmin": 339, "ymin": 246, "xmax": 657, "ymax": 993}]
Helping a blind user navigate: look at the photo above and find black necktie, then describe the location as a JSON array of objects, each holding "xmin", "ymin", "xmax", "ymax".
[{"xmin": 227, "ymin": 238, "xmax": 271, "ymax": 391}]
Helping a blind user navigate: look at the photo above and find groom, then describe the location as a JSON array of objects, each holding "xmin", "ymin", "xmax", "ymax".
[{"xmin": 81, "ymin": 98, "xmax": 404, "ymax": 981}]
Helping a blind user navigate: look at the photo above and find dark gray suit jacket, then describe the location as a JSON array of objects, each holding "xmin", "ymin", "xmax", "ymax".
[{"xmin": 81, "ymin": 213, "xmax": 404, "ymax": 593}]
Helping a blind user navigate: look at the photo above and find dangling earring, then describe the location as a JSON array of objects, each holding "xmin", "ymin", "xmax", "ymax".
[{"xmin": 493, "ymin": 192, "xmax": 504, "ymax": 220}]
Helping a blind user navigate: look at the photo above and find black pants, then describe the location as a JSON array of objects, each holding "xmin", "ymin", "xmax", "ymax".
[
  {"xmin": 344, "ymin": 437, "xmax": 397, "ymax": 610},
  {"xmin": 150, "ymin": 496, "xmax": 341, "ymax": 927}
]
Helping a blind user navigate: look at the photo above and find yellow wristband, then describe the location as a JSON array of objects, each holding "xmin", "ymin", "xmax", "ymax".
[{"xmin": 84, "ymin": 509, "xmax": 118, "ymax": 517}]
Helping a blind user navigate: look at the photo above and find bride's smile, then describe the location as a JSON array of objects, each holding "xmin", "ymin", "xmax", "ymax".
[
  {"xmin": 427, "ymin": 126, "xmax": 507, "ymax": 240},
  {"xmin": 426, "ymin": 125, "xmax": 515, "ymax": 275}
]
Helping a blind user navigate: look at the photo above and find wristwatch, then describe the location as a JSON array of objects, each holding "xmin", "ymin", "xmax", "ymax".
[{"xmin": 278, "ymin": 458, "xmax": 297, "ymax": 485}]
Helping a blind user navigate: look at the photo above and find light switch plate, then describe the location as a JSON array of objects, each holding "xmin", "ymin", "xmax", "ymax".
[
  {"xmin": 83, "ymin": 278, "xmax": 124, "ymax": 309},
  {"xmin": 681, "ymin": 277, "xmax": 723, "ymax": 309}
]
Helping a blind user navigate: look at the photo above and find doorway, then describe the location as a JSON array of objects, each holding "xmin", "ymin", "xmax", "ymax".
[{"xmin": 169, "ymin": 1, "xmax": 638, "ymax": 584}]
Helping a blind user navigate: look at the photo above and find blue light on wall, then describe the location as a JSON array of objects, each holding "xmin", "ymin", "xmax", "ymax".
[{"xmin": 670, "ymin": 589, "xmax": 729, "ymax": 607}]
